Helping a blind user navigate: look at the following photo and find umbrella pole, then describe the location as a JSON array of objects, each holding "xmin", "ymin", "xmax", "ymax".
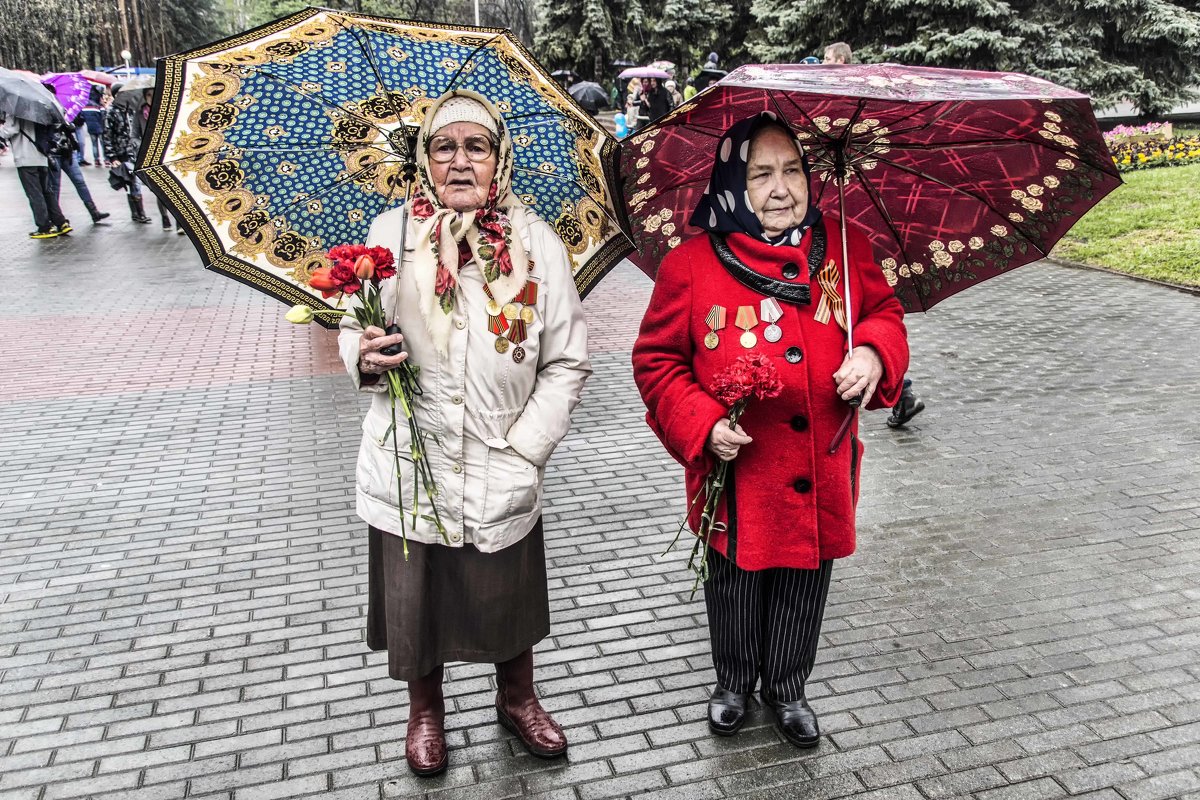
[
  {"xmin": 828, "ymin": 142, "xmax": 859, "ymax": 456},
  {"xmin": 836, "ymin": 144, "xmax": 861, "ymax": 409},
  {"xmin": 382, "ymin": 168, "xmax": 416, "ymax": 353}
]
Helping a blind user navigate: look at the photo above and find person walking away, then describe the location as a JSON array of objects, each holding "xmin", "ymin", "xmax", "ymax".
[
  {"xmin": 73, "ymin": 117, "xmax": 89, "ymax": 164},
  {"xmin": 133, "ymin": 88, "xmax": 183, "ymax": 232},
  {"xmin": 683, "ymin": 77, "xmax": 697, "ymax": 101},
  {"xmin": 104, "ymin": 85, "xmax": 151, "ymax": 224},
  {"xmin": 0, "ymin": 113, "xmax": 70, "ymax": 238},
  {"xmin": 43, "ymin": 83, "xmax": 109, "ymax": 225},
  {"xmin": 79, "ymin": 88, "xmax": 106, "ymax": 166}
]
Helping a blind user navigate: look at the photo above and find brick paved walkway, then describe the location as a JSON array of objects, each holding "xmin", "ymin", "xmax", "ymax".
[{"xmin": 2, "ymin": 163, "xmax": 1199, "ymax": 800}]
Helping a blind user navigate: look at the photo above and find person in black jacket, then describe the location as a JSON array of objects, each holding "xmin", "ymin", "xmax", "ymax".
[
  {"xmin": 103, "ymin": 86, "xmax": 152, "ymax": 224},
  {"xmin": 640, "ymin": 78, "xmax": 672, "ymax": 124}
]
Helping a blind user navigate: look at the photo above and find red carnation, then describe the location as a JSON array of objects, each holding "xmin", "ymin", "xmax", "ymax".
[
  {"xmin": 329, "ymin": 260, "xmax": 361, "ymax": 295},
  {"xmin": 710, "ymin": 353, "xmax": 782, "ymax": 407},
  {"xmin": 366, "ymin": 246, "xmax": 395, "ymax": 280}
]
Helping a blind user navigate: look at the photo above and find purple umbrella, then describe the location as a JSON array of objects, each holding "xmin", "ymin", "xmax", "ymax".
[
  {"xmin": 41, "ymin": 72, "xmax": 91, "ymax": 123},
  {"xmin": 618, "ymin": 67, "xmax": 671, "ymax": 80}
]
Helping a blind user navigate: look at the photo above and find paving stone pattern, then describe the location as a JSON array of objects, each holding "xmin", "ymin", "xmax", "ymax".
[{"xmin": 1, "ymin": 165, "xmax": 1199, "ymax": 800}]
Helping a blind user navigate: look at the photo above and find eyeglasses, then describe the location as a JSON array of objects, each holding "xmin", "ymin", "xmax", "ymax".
[{"xmin": 427, "ymin": 134, "xmax": 496, "ymax": 163}]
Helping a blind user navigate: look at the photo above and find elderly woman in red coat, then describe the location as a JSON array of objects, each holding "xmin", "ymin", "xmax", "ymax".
[{"xmin": 632, "ymin": 112, "xmax": 909, "ymax": 747}]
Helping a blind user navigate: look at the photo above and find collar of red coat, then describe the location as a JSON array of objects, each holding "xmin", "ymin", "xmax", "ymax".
[{"xmin": 724, "ymin": 217, "xmax": 833, "ymax": 278}]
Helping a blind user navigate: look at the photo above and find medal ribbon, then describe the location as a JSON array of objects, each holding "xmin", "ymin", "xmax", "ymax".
[
  {"xmin": 734, "ymin": 305, "xmax": 758, "ymax": 332},
  {"xmin": 814, "ymin": 260, "xmax": 847, "ymax": 331},
  {"xmin": 705, "ymin": 305, "xmax": 726, "ymax": 331},
  {"xmin": 760, "ymin": 297, "xmax": 782, "ymax": 325},
  {"xmin": 506, "ymin": 317, "xmax": 528, "ymax": 344}
]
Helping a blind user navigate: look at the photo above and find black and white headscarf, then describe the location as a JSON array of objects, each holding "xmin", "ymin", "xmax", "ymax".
[{"xmin": 689, "ymin": 112, "xmax": 822, "ymax": 246}]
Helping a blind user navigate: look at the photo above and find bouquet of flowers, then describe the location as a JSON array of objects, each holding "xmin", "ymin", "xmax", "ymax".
[
  {"xmin": 671, "ymin": 353, "xmax": 783, "ymax": 593},
  {"xmin": 286, "ymin": 244, "xmax": 446, "ymax": 557}
]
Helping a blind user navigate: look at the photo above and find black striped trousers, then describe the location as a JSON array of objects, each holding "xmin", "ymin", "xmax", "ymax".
[{"xmin": 703, "ymin": 549, "xmax": 833, "ymax": 702}]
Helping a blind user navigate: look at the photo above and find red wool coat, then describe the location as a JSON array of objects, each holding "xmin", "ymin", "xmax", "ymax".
[{"xmin": 632, "ymin": 216, "xmax": 909, "ymax": 570}]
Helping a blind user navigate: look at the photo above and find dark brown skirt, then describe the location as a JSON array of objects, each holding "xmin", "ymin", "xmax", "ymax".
[{"xmin": 366, "ymin": 520, "xmax": 550, "ymax": 681}]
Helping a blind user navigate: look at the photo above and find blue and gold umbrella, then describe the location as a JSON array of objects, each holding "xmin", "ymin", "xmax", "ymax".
[{"xmin": 138, "ymin": 8, "xmax": 630, "ymax": 325}]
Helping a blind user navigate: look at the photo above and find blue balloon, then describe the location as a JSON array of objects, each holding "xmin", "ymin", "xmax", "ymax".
[{"xmin": 614, "ymin": 112, "xmax": 628, "ymax": 139}]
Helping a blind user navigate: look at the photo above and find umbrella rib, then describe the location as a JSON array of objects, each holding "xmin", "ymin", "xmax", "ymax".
[
  {"xmin": 330, "ymin": 14, "xmax": 411, "ymax": 149},
  {"xmin": 845, "ymin": 160, "xmax": 928, "ymax": 310},
  {"xmin": 443, "ymin": 35, "xmax": 505, "ymax": 95},
  {"xmin": 149, "ymin": 140, "xmax": 398, "ymax": 170},
  {"xmin": 864, "ymin": 149, "xmax": 1048, "ymax": 257}
]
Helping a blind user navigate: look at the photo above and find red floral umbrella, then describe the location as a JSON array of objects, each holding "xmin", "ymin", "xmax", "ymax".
[{"xmin": 620, "ymin": 63, "xmax": 1121, "ymax": 313}]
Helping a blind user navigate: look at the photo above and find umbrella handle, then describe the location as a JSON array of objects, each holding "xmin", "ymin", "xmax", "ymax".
[{"xmin": 828, "ymin": 407, "xmax": 856, "ymax": 454}]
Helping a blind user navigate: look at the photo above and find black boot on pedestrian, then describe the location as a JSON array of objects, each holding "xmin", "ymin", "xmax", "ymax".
[
  {"xmin": 161, "ymin": 213, "xmax": 172, "ymax": 231},
  {"xmin": 761, "ymin": 691, "xmax": 820, "ymax": 748},
  {"xmin": 87, "ymin": 203, "xmax": 111, "ymax": 224},
  {"xmin": 887, "ymin": 384, "xmax": 925, "ymax": 428},
  {"xmin": 708, "ymin": 686, "xmax": 749, "ymax": 736},
  {"xmin": 128, "ymin": 196, "xmax": 151, "ymax": 224}
]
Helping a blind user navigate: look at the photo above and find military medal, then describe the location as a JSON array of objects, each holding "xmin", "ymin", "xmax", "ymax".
[
  {"xmin": 507, "ymin": 317, "xmax": 528, "ymax": 362},
  {"xmin": 704, "ymin": 305, "xmax": 726, "ymax": 350},
  {"xmin": 483, "ymin": 276, "xmax": 538, "ymax": 360},
  {"xmin": 760, "ymin": 297, "xmax": 783, "ymax": 343},
  {"xmin": 735, "ymin": 305, "xmax": 758, "ymax": 349}
]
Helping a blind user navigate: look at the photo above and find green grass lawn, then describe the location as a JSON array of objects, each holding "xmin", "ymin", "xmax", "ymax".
[{"xmin": 1053, "ymin": 163, "xmax": 1200, "ymax": 287}]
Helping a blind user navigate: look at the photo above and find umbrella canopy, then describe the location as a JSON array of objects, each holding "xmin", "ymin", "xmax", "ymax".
[
  {"xmin": 79, "ymin": 69, "xmax": 116, "ymax": 86},
  {"xmin": 41, "ymin": 72, "xmax": 91, "ymax": 123},
  {"xmin": 138, "ymin": 8, "xmax": 630, "ymax": 322},
  {"xmin": 569, "ymin": 80, "xmax": 608, "ymax": 113},
  {"xmin": 114, "ymin": 75, "xmax": 154, "ymax": 95},
  {"xmin": 620, "ymin": 63, "xmax": 1121, "ymax": 312},
  {"xmin": 619, "ymin": 67, "xmax": 671, "ymax": 80},
  {"xmin": 0, "ymin": 66, "xmax": 65, "ymax": 125}
]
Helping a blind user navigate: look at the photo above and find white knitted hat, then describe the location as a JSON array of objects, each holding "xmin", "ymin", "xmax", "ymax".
[{"xmin": 429, "ymin": 95, "xmax": 499, "ymax": 137}]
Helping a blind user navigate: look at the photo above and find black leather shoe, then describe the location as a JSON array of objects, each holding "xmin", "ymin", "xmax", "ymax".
[
  {"xmin": 887, "ymin": 387, "xmax": 925, "ymax": 428},
  {"xmin": 708, "ymin": 686, "xmax": 749, "ymax": 736},
  {"xmin": 762, "ymin": 692, "xmax": 820, "ymax": 748}
]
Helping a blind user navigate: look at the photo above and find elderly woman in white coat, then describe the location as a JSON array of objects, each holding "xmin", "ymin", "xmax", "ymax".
[{"xmin": 338, "ymin": 89, "xmax": 590, "ymax": 777}]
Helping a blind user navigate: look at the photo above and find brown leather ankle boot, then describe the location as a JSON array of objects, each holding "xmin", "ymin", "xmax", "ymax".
[
  {"xmin": 405, "ymin": 665, "xmax": 447, "ymax": 776},
  {"xmin": 495, "ymin": 649, "xmax": 567, "ymax": 758}
]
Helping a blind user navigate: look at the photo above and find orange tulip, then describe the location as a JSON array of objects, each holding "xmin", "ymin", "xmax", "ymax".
[
  {"xmin": 353, "ymin": 254, "xmax": 376, "ymax": 280},
  {"xmin": 309, "ymin": 267, "xmax": 338, "ymax": 292}
]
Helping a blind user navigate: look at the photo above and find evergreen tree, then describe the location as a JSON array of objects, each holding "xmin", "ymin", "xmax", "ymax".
[
  {"xmin": 533, "ymin": 0, "xmax": 644, "ymax": 80},
  {"xmin": 749, "ymin": 0, "xmax": 1200, "ymax": 115},
  {"xmin": 640, "ymin": 0, "xmax": 734, "ymax": 76}
]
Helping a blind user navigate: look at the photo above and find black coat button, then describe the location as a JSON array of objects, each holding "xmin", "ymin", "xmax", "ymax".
[
  {"xmin": 790, "ymin": 415, "xmax": 808, "ymax": 432},
  {"xmin": 793, "ymin": 478, "xmax": 812, "ymax": 493},
  {"xmin": 785, "ymin": 347, "xmax": 803, "ymax": 363},
  {"xmin": 781, "ymin": 261, "xmax": 800, "ymax": 280}
]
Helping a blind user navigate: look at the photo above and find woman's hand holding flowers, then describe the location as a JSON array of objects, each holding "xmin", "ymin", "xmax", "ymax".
[
  {"xmin": 707, "ymin": 419, "xmax": 752, "ymax": 462},
  {"xmin": 359, "ymin": 326, "xmax": 408, "ymax": 378}
]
